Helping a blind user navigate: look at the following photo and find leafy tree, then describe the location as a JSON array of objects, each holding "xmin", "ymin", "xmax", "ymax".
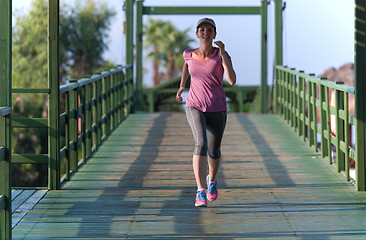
[
  {"xmin": 144, "ymin": 18, "xmax": 193, "ymax": 86},
  {"xmin": 11, "ymin": 0, "xmax": 116, "ymax": 186},
  {"xmin": 60, "ymin": 0, "xmax": 116, "ymax": 79}
]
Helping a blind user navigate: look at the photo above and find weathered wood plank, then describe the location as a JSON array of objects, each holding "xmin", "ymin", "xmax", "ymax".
[
  {"xmin": 11, "ymin": 190, "xmax": 35, "ymax": 213},
  {"xmin": 11, "ymin": 190, "xmax": 23, "ymax": 200},
  {"xmin": 11, "ymin": 113, "xmax": 366, "ymax": 239},
  {"xmin": 12, "ymin": 190, "xmax": 48, "ymax": 228}
]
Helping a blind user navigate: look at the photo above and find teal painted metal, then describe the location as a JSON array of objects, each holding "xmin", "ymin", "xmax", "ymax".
[
  {"xmin": 48, "ymin": 0, "xmax": 61, "ymax": 190},
  {"xmin": 0, "ymin": 0, "xmax": 12, "ymax": 238},
  {"xmin": 355, "ymin": 0, "xmax": 366, "ymax": 191},
  {"xmin": 275, "ymin": 0, "xmax": 283, "ymax": 67},
  {"xmin": 143, "ymin": 6, "xmax": 261, "ymax": 15},
  {"xmin": 136, "ymin": 0, "xmax": 144, "ymax": 111},
  {"xmin": 260, "ymin": 0, "xmax": 268, "ymax": 113},
  {"xmin": 125, "ymin": 0, "xmax": 134, "ymax": 114},
  {"xmin": 274, "ymin": 66, "xmax": 357, "ymax": 189}
]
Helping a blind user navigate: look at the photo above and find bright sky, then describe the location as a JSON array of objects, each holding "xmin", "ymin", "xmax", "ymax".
[{"xmin": 13, "ymin": 0, "xmax": 354, "ymax": 87}]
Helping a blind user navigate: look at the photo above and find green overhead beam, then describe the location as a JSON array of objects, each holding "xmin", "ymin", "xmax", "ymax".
[{"xmin": 143, "ymin": 6, "xmax": 261, "ymax": 15}]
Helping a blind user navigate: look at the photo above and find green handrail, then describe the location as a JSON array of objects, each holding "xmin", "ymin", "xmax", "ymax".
[
  {"xmin": 59, "ymin": 65, "xmax": 133, "ymax": 182},
  {"xmin": 10, "ymin": 65, "xmax": 134, "ymax": 189},
  {"xmin": 273, "ymin": 65, "xmax": 358, "ymax": 188}
]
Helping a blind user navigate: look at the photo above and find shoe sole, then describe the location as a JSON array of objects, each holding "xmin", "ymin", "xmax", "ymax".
[{"xmin": 195, "ymin": 203, "xmax": 207, "ymax": 207}]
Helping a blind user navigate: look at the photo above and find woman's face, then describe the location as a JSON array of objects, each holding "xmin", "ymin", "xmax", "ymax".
[{"xmin": 196, "ymin": 23, "xmax": 216, "ymax": 42}]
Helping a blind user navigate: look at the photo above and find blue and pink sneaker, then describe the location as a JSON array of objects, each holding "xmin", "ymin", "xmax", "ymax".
[
  {"xmin": 206, "ymin": 175, "xmax": 218, "ymax": 201},
  {"xmin": 195, "ymin": 189, "xmax": 207, "ymax": 207}
]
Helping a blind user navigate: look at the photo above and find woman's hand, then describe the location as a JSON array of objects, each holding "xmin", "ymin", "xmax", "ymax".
[
  {"xmin": 176, "ymin": 87, "xmax": 184, "ymax": 102},
  {"xmin": 214, "ymin": 40, "xmax": 236, "ymax": 85},
  {"xmin": 214, "ymin": 41, "xmax": 225, "ymax": 53}
]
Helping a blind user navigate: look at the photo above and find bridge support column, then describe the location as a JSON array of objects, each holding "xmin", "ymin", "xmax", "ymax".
[
  {"xmin": 274, "ymin": 0, "xmax": 283, "ymax": 67},
  {"xmin": 136, "ymin": 0, "xmax": 144, "ymax": 111},
  {"xmin": 0, "ymin": 0, "xmax": 12, "ymax": 239},
  {"xmin": 260, "ymin": 0, "xmax": 268, "ymax": 113},
  {"xmin": 125, "ymin": 0, "xmax": 134, "ymax": 114},
  {"xmin": 355, "ymin": 0, "xmax": 366, "ymax": 191},
  {"xmin": 48, "ymin": 0, "xmax": 61, "ymax": 190}
]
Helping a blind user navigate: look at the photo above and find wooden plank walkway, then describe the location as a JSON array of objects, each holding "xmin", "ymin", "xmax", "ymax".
[{"xmin": 12, "ymin": 113, "xmax": 366, "ymax": 239}]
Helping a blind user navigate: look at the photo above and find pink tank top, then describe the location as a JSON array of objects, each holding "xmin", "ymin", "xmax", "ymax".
[{"xmin": 183, "ymin": 48, "xmax": 228, "ymax": 112}]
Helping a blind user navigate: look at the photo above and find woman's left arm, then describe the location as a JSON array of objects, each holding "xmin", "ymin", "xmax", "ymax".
[{"xmin": 214, "ymin": 41, "xmax": 236, "ymax": 85}]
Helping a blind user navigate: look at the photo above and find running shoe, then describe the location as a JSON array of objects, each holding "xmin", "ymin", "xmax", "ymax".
[
  {"xmin": 195, "ymin": 189, "xmax": 207, "ymax": 207},
  {"xmin": 206, "ymin": 175, "xmax": 218, "ymax": 201}
]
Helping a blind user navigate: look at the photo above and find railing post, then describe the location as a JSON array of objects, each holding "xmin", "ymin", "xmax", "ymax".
[
  {"xmin": 344, "ymin": 91, "xmax": 350, "ymax": 181},
  {"xmin": 355, "ymin": 0, "xmax": 366, "ymax": 191},
  {"xmin": 64, "ymin": 91, "xmax": 71, "ymax": 180},
  {"xmin": 335, "ymin": 83, "xmax": 345, "ymax": 172},
  {"xmin": 308, "ymin": 74, "xmax": 316, "ymax": 149},
  {"xmin": 260, "ymin": 0, "xmax": 268, "ymax": 113},
  {"xmin": 298, "ymin": 71, "xmax": 305, "ymax": 139},
  {"xmin": 92, "ymin": 80, "xmax": 100, "ymax": 150},
  {"xmin": 319, "ymin": 77, "xmax": 329, "ymax": 159},
  {"xmin": 85, "ymin": 83, "xmax": 92, "ymax": 159},
  {"xmin": 290, "ymin": 69, "xmax": 296, "ymax": 130},
  {"xmin": 102, "ymin": 75, "xmax": 108, "ymax": 138},
  {"xmin": 97, "ymin": 78, "xmax": 103, "ymax": 146},
  {"xmin": 300, "ymin": 73, "xmax": 306, "ymax": 142},
  {"xmin": 48, "ymin": 0, "xmax": 61, "ymax": 190},
  {"xmin": 0, "ymin": 0, "xmax": 12, "ymax": 239},
  {"xmin": 120, "ymin": 71, "xmax": 126, "ymax": 122},
  {"xmin": 69, "ymin": 80, "xmax": 78, "ymax": 172}
]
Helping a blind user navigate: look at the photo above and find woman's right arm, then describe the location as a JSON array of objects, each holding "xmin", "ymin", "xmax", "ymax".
[{"xmin": 176, "ymin": 63, "xmax": 189, "ymax": 102}]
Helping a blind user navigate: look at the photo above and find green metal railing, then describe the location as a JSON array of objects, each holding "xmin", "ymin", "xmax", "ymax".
[
  {"xmin": 11, "ymin": 65, "xmax": 133, "ymax": 189},
  {"xmin": 59, "ymin": 66, "xmax": 133, "ymax": 182},
  {"xmin": 273, "ymin": 65, "xmax": 358, "ymax": 187}
]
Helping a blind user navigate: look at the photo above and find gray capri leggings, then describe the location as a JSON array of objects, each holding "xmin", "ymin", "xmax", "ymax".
[{"xmin": 186, "ymin": 107, "xmax": 227, "ymax": 159}]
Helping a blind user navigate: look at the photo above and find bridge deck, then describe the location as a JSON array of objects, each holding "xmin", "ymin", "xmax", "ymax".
[{"xmin": 12, "ymin": 113, "xmax": 366, "ymax": 239}]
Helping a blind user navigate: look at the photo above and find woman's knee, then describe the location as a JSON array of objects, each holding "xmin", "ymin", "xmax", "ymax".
[
  {"xmin": 208, "ymin": 148, "xmax": 221, "ymax": 159},
  {"xmin": 194, "ymin": 141, "xmax": 208, "ymax": 156}
]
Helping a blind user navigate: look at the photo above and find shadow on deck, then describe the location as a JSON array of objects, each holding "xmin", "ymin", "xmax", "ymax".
[{"xmin": 12, "ymin": 113, "xmax": 366, "ymax": 239}]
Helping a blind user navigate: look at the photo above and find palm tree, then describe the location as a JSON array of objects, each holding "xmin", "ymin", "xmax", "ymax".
[
  {"xmin": 162, "ymin": 25, "xmax": 193, "ymax": 81},
  {"xmin": 144, "ymin": 18, "xmax": 166, "ymax": 86},
  {"xmin": 144, "ymin": 18, "xmax": 193, "ymax": 86}
]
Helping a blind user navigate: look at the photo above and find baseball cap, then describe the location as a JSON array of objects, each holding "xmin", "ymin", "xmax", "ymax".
[{"xmin": 196, "ymin": 18, "xmax": 216, "ymax": 30}]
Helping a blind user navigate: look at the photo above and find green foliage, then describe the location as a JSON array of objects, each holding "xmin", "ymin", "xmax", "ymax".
[
  {"xmin": 12, "ymin": 0, "xmax": 48, "ymax": 89},
  {"xmin": 11, "ymin": 0, "xmax": 116, "ymax": 186},
  {"xmin": 144, "ymin": 18, "xmax": 193, "ymax": 86},
  {"xmin": 60, "ymin": 0, "xmax": 116, "ymax": 79}
]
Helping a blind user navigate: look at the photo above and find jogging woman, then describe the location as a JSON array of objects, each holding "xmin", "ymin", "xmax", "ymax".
[{"xmin": 176, "ymin": 18, "xmax": 236, "ymax": 207}]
